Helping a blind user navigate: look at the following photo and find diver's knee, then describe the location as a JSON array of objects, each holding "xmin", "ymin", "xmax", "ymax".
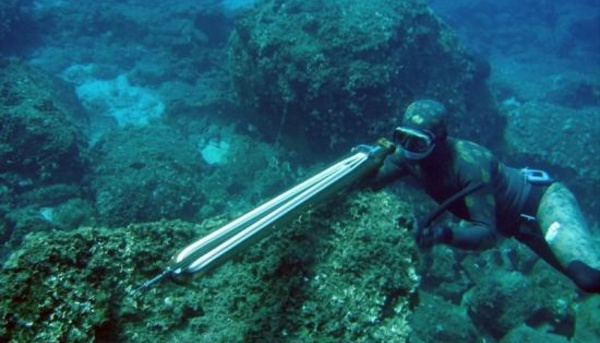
[{"xmin": 566, "ymin": 260, "xmax": 600, "ymax": 294}]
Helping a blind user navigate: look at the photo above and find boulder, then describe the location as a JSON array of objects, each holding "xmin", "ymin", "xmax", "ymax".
[
  {"xmin": 229, "ymin": 0, "xmax": 498, "ymax": 156},
  {"xmin": 0, "ymin": 191, "xmax": 420, "ymax": 342}
]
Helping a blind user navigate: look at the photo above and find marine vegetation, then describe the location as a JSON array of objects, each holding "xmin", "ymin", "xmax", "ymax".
[
  {"xmin": 229, "ymin": 0, "xmax": 499, "ymax": 154},
  {"xmin": 0, "ymin": 191, "xmax": 419, "ymax": 342}
]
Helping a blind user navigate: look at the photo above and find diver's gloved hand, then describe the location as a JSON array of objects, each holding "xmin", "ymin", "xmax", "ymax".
[{"xmin": 415, "ymin": 224, "xmax": 452, "ymax": 249}]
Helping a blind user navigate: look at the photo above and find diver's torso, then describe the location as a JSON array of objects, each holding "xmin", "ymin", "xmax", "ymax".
[{"xmin": 404, "ymin": 138, "xmax": 529, "ymax": 234}]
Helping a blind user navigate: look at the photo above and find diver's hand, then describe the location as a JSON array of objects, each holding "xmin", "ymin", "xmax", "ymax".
[{"xmin": 415, "ymin": 225, "xmax": 452, "ymax": 249}]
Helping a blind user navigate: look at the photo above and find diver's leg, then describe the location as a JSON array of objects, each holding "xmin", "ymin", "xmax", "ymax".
[{"xmin": 535, "ymin": 182, "xmax": 600, "ymax": 293}]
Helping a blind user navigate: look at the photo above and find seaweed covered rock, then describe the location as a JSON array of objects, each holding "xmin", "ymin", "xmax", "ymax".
[
  {"xmin": 229, "ymin": 0, "xmax": 496, "ymax": 155},
  {"xmin": 90, "ymin": 125, "xmax": 206, "ymax": 226},
  {"xmin": 0, "ymin": 60, "xmax": 91, "ymax": 257},
  {"xmin": 90, "ymin": 123, "xmax": 295, "ymax": 227},
  {"xmin": 0, "ymin": 60, "xmax": 89, "ymax": 187},
  {"xmin": 279, "ymin": 191, "xmax": 419, "ymax": 342},
  {"xmin": 0, "ymin": 191, "xmax": 419, "ymax": 342},
  {"xmin": 193, "ymin": 126, "xmax": 296, "ymax": 216},
  {"xmin": 463, "ymin": 270, "xmax": 541, "ymax": 339},
  {"xmin": 501, "ymin": 100, "xmax": 600, "ymax": 220},
  {"xmin": 0, "ymin": 221, "xmax": 198, "ymax": 343},
  {"xmin": 419, "ymin": 246, "xmax": 472, "ymax": 302},
  {"xmin": 2, "ymin": 185, "xmax": 95, "ymax": 259},
  {"xmin": 124, "ymin": 191, "xmax": 420, "ymax": 343},
  {"xmin": 500, "ymin": 324, "xmax": 570, "ymax": 343},
  {"xmin": 573, "ymin": 295, "xmax": 600, "ymax": 342},
  {"xmin": 22, "ymin": 1, "xmax": 233, "ymax": 84},
  {"xmin": 409, "ymin": 292, "xmax": 479, "ymax": 343}
]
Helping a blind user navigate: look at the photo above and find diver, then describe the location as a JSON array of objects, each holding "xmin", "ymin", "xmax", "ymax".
[{"xmin": 371, "ymin": 99, "xmax": 600, "ymax": 293}]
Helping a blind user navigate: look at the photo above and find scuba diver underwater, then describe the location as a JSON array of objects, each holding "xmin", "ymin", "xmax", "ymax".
[
  {"xmin": 136, "ymin": 100, "xmax": 600, "ymax": 295},
  {"xmin": 371, "ymin": 99, "xmax": 600, "ymax": 294}
]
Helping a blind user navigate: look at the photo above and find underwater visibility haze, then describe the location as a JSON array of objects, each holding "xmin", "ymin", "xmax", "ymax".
[{"xmin": 0, "ymin": 0, "xmax": 599, "ymax": 342}]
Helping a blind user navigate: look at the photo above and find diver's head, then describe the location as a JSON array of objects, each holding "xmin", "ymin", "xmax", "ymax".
[{"xmin": 394, "ymin": 100, "xmax": 448, "ymax": 161}]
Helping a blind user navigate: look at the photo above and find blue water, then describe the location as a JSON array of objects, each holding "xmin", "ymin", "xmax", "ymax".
[{"xmin": 429, "ymin": 0, "xmax": 599, "ymax": 70}]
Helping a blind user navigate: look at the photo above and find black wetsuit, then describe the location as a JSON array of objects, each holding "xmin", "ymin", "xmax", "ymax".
[{"xmin": 373, "ymin": 138, "xmax": 534, "ymax": 250}]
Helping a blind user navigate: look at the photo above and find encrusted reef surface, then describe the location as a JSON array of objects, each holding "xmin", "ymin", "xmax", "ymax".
[
  {"xmin": 410, "ymin": 239, "xmax": 600, "ymax": 342},
  {"xmin": 494, "ymin": 70, "xmax": 600, "ymax": 221},
  {"xmin": 0, "ymin": 60, "xmax": 88, "ymax": 186},
  {"xmin": 89, "ymin": 122, "xmax": 297, "ymax": 227},
  {"xmin": 0, "ymin": 191, "xmax": 419, "ymax": 343},
  {"xmin": 0, "ymin": 60, "xmax": 92, "ymax": 260},
  {"xmin": 90, "ymin": 125, "xmax": 207, "ymax": 227},
  {"xmin": 0, "ymin": 58, "xmax": 296, "ymax": 258},
  {"xmin": 229, "ymin": 0, "xmax": 499, "ymax": 155}
]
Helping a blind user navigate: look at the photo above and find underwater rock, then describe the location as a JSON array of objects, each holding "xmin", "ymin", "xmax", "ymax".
[
  {"xmin": 409, "ymin": 292, "xmax": 479, "ymax": 343},
  {"xmin": 89, "ymin": 121, "xmax": 297, "ymax": 227},
  {"xmin": 463, "ymin": 270, "xmax": 541, "ymax": 339},
  {"xmin": 499, "ymin": 324, "xmax": 570, "ymax": 343},
  {"xmin": 24, "ymin": 1, "xmax": 232, "ymax": 85},
  {"xmin": 0, "ymin": 183, "xmax": 95, "ymax": 258},
  {"xmin": 542, "ymin": 73, "xmax": 600, "ymax": 109},
  {"xmin": 0, "ymin": 191, "xmax": 419, "ymax": 342},
  {"xmin": 229, "ymin": 0, "xmax": 496, "ymax": 156},
  {"xmin": 3, "ymin": 196, "xmax": 94, "ymax": 251},
  {"xmin": 90, "ymin": 125, "xmax": 205, "ymax": 227},
  {"xmin": 419, "ymin": 246, "xmax": 472, "ymax": 302},
  {"xmin": 75, "ymin": 74, "xmax": 165, "ymax": 128},
  {"xmin": 192, "ymin": 126, "xmax": 296, "ymax": 217},
  {"xmin": 429, "ymin": 1, "xmax": 599, "ymax": 60},
  {"xmin": 573, "ymin": 295, "xmax": 600, "ymax": 342},
  {"xmin": 501, "ymin": 100, "xmax": 600, "ymax": 220},
  {"xmin": 0, "ymin": 221, "xmax": 198, "ymax": 343},
  {"xmin": 0, "ymin": 60, "xmax": 89, "ymax": 186},
  {"xmin": 0, "ymin": 60, "xmax": 91, "ymax": 257},
  {"xmin": 527, "ymin": 260, "xmax": 577, "ymax": 335}
]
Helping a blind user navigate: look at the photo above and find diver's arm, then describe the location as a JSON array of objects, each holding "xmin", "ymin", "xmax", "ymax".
[
  {"xmin": 367, "ymin": 151, "xmax": 407, "ymax": 190},
  {"xmin": 447, "ymin": 222, "xmax": 497, "ymax": 250},
  {"xmin": 446, "ymin": 191, "xmax": 498, "ymax": 250}
]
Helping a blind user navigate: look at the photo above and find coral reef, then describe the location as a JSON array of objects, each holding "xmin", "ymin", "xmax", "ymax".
[
  {"xmin": 500, "ymin": 100, "xmax": 600, "ymax": 221},
  {"xmin": 0, "ymin": 191, "xmax": 419, "ymax": 342},
  {"xmin": 0, "ymin": 60, "xmax": 91, "ymax": 259},
  {"xmin": 23, "ymin": 1, "xmax": 233, "ymax": 82},
  {"xmin": 500, "ymin": 324, "xmax": 570, "ymax": 343},
  {"xmin": 573, "ymin": 295, "xmax": 600, "ymax": 342},
  {"xmin": 90, "ymin": 125, "xmax": 206, "ymax": 226},
  {"xmin": 409, "ymin": 292, "xmax": 479, "ymax": 343},
  {"xmin": 229, "ymin": 0, "xmax": 498, "ymax": 155},
  {"xmin": 464, "ymin": 270, "xmax": 542, "ymax": 339},
  {"xmin": 0, "ymin": 60, "xmax": 89, "ymax": 186},
  {"xmin": 89, "ymin": 122, "xmax": 295, "ymax": 227},
  {"xmin": 411, "ymin": 238, "xmax": 582, "ymax": 342}
]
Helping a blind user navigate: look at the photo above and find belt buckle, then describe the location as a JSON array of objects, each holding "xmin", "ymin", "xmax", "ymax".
[{"xmin": 522, "ymin": 168, "xmax": 554, "ymax": 185}]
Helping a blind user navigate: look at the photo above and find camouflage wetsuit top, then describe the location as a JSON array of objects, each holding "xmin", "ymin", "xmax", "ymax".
[{"xmin": 373, "ymin": 137, "xmax": 534, "ymax": 250}]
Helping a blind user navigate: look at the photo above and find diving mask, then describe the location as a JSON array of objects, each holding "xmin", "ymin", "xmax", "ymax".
[{"xmin": 393, "ymin": 127, "xmax": 436, "ymax": 160}]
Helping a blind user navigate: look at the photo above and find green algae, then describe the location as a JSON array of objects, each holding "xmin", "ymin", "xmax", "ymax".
[
  {"xmin": 229, "ymin": 0, "xmax": 485, "ymax": 155},
  {"xmin": 0, "ymin": 191, "xmax": 419, "ymax": 342}
]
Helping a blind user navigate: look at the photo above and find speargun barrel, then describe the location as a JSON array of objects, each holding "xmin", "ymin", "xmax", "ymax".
[{"xmin": 134, "ymin": 139, "xmax": 394, "ymax": 293}]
